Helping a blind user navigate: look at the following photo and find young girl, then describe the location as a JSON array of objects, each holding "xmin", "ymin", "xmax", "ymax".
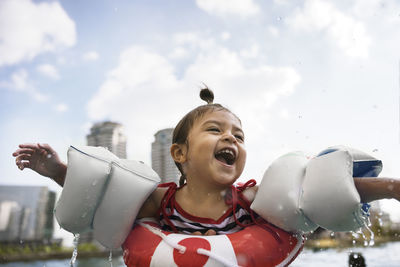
[{"xmin": 12, "ymin": 88, "xmax": 400, "ymax": 238}]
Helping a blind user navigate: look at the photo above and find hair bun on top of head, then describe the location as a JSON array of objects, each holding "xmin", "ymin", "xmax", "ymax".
[{"xmin": 200, "ymin": 87, "xmax": 214, "ymax": 104}]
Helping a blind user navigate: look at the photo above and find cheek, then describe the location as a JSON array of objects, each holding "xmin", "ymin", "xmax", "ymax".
[{"xmin": 239, "ymin": 148, "xmax": 247, "ymax": 167}]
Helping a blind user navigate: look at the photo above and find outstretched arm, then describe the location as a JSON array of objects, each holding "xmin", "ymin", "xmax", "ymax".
[
  {"xmin": 12, "ymin": 143, "xmax": 67, "ymax": 187},
  {"xmin": 354, "ymin": 177, "xmax": 400, "ymax": 203}
]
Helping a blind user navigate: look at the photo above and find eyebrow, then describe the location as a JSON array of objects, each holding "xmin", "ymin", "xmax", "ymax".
[{"xmin": 203, "ymin": 120, "xmax": 244, "ymax": 135}]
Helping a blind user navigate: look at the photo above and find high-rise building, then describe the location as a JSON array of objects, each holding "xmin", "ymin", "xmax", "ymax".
[
  {"xmin": 151, "ymin": 128, "xmax": 180, "ymax": 184},
  {"xmin": 87, "ymin": 121, "xmax": 127, "ymax": 158},
  {"xmin": 0, "ymin": 186, "xmax": 55, "ymax": 243}
]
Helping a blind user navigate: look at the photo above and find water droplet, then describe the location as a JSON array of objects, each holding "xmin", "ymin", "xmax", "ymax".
[
  {"xmin": 330, "ymin": 232, "xmax": 335, "ymax": 237},
  {"xmin": 352, "ymin": 232, "xmax": 360, "ymax": 239},
  {"xmin": 19, "ymin": 239, "xmax": 23, "ymax": 244},
  {"xmin": 70, "ymin": 233, "xmax": 80, "ymax": 266},
  {"xmin": 92, "ymin": 180, "xmax": 98, "ymax": 186},
  {"xmin": 81, "ymin": 212, "xmax": 87, "ymax": 218},
  {"xmin": 46, "ymin": 154, "xmax": 52, "ymax": 159},
  {"xmin": 109, "ymin": 251, "xmax": 113, "ymax": 267},
  {"xmin": 388, "ymin": 184, "xmax": 394, "ymax": 191}
]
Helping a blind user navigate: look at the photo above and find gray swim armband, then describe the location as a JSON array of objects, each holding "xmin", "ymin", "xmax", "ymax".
[
  {"xmin": 54, "ymin": 146, "xmax": 160, "ymax": 248},
  {"xmin": 251, "ymin": 146, "xmax": 382, "ymax": 233}
]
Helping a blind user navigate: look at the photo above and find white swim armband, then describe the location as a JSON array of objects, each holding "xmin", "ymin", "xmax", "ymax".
[
  {"xmin": 250, "ymin": 152, "xmax": 318, "ymax": 233},
  {"xmin": 251, "ymin": 146, "xmax": 382, "ymax": 233},
  {"xmin": 54, "ymin": 146, "xmax": 160, "ymax": 248},
  {"xmin": 301, "ymin": 146, "xmax": 382, "ymax": 232}
]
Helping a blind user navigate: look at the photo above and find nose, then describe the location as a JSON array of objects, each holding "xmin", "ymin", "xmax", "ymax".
[{"xmin": 222, "ymin": 132, "xmax": 236, "ymax": 143}]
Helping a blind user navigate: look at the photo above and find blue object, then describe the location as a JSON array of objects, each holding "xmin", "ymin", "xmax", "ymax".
[
  {"xmin": 317, "ymin": 148, "xmax": 382, "ymax": 177},
  {"xmin": 317, "ymin": 146, "xmax": 383, "ymax": 217}
]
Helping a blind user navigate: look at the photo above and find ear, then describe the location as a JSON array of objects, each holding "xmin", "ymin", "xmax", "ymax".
[{"xmin": 170, "ymin": 143, "xmax": 187, "ymax": 163}]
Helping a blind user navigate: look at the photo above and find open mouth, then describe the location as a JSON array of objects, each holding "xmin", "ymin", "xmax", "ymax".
[{"xmin": 215, "ymin": 148, "xmax": 236, "ymax": 166}]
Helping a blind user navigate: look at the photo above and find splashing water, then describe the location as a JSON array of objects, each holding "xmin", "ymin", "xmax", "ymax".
[
  {"xmin": 109, "ymin": 250, "xmax": 113, "ymax": 267},
  {"xmin": 70, "ymin": 233, "xmax": 80, "ymax": 267},
  {"xmin": 364, "ymin": 224, "xmax": 375, "ymax": 246}
]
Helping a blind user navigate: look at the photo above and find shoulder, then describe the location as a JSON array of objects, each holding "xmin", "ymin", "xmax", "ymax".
[
  {"xmin": 236, "ymin": 179, "xmax": 258, "ymax": 203},
  {"xmin": 137, "ymin": 186, "xmax": 170, "ymax": 219},
  {"xmin": 242, "ymin": 186, "xmax": 258, "ymax": 203}
]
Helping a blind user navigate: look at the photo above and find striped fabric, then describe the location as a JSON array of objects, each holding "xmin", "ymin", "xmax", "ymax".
[{"xmin": 158, "ymin": 182, "xmax": 256, "ymax": 235}]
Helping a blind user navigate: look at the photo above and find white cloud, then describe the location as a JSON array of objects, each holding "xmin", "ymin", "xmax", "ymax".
[
  {"xmin": 87, "ymin": 36, "xmax": 301, "ymax": 165},
  {"xmin": 267, "ymin": 26, "xmax": 279, "ymax": 37},
  {"xmin": 274, "ymin": 0, "xmax": 291, "ymax": 5},
  {"xmin": 287, "ymin": 0, "xmax": 371, "ymax": 58},
  {"xmin": 55, "ymin": 103, "xmax": 68, "ymax": 112},
  {"xmin": 83, "ymin": 51, "xmax": 99, "ymax": 61},
  {"xmin": 240, "ymin": 44, "xmax": 259, "ymax": 58},
  {"xmin": 279, "ymin": 109, "xmax": 290, "ymax": 120},
  {"xmin": 0, "ymin": 69, "xmax": 48, "ymax": 102},
  {"xmin": 0, "ymin": 0, "xmax": 76, "ymax": 66},
  {"xmin": 221, "ymin": 31, "xmax": 231, "ymax": 41},
  {"xmin": 9, "ymin": 69, "xmax": 29, "ymax": 91},
  {"xmin": 196, "ymin": 0, "xmax": 260, "ymax": 18},
  {"xmin": 168, "ymin": 47, "xmax": 188, "ymax": 59},
  {"xmin": 36, "ymin": 64, "xmax": 60, "ymax": 80}
]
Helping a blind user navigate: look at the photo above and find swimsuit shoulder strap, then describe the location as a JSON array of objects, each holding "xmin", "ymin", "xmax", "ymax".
[{"xmin": 158, "ymin": 182, "xmax": 179, "ymax": 232}]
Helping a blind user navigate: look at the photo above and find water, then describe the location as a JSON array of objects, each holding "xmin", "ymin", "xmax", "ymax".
[
  {"xmin": 292, "ymin": 241, "xmax": 400, "ymax": 267},
  {"xmin": 1, "ymin": 242, "xmax": 399, "ymax": 267},
  {"xmin": 0, "ymin": 257, "xmax": 125, "ymax": 267}
]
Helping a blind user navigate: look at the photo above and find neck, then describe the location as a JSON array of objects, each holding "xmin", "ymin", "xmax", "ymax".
[
  {"xmin": 176, "ymin": 176, "xmax": 231, "ymax": 220},
  {"xmin": 181, "ymin": 176, "xmax": 229, "ymax": 204}
]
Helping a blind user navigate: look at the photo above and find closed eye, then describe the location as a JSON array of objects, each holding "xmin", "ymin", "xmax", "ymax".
[
  {"xmin": 235, "ymin": 135, "xmax": 244, "ymax": 142},
  {"xmin": 207, "ymin": 127, "xmax": 220, "ymax": 132}
]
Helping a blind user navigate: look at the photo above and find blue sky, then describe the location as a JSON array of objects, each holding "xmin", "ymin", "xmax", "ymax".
[{"xmin": 1, "ymin": 0, "xmax": 400, "ymax": 226}]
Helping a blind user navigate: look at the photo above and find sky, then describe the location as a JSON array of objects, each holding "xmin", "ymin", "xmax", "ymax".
[{"xmin": 1, "ymin": 0, "xmax": 400, "ymax": 233}]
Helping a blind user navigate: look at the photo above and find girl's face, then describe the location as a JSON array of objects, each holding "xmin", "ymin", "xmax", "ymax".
[{"xmin": 182, "ymin": 110, "xmax": 247, "ymax": 187}]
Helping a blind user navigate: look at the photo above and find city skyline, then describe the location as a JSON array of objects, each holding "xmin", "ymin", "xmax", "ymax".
[{"xmin": 0, "ymin": 186, "xmax": 55, "ymax": 243}]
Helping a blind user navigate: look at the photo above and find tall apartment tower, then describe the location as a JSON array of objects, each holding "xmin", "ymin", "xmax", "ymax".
[
  {"xmin": 0, "ymin": 186, "xmax": 55, "ymax": 243},
  {"xmin": 87, "ymin": 121, "xmax": 127, "ymax": 158},
  {"xmin": 151, "ymin": 128, "xmax": 180, "ymax": 184}
]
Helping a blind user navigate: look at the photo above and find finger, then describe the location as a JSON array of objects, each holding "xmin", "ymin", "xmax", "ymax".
[
  {"xmin": 16, "ymin": 161, "xmax": 30, "ymax": 170},
  {"xmin": 12, "ymin": 148, "xmax": 34, "ymax": 157},
  {"xmin": 15, "ymin": 154, "xmax": 32, "ymax": 163},
  {"xmin": 192, "ymin": 231, "xmax": 202, "ymax": 236},
  {"xmin": 38, "ymin": 143, "xmax": 55, "ymax": 154},
  {"xmin": 204, "ymin": 229, "xmax": 217, "ymax": 236},
  {"xmin": 18, "ymin": 143, "xmax": 40, "ymax": 149}
]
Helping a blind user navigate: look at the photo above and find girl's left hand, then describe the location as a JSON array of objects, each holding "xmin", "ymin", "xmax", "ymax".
[{"xmin": 192, "ymin": 229, "xmax": 217, "ymax": 236}]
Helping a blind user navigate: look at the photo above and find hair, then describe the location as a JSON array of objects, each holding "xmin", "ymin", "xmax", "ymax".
[{"xmin": 172, "ymin": 86, "xmax": 240, "ymax": 186}]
